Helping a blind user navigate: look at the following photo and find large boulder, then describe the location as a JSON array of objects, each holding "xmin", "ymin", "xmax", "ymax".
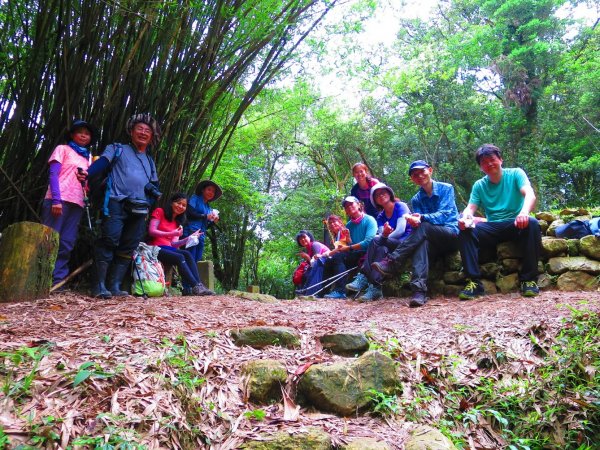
[
  {"xmin": 579, "ymin": 235, "xmax": 600, "ymax": 261},
  {"xmin": 405, "ymin": 425, "xmax": 458, "ymax": 450},
  {"xmin": 319, "ymin": 333, "xmax": 370, "ymax": 357},
  {"xmin": 241, "ymin": 428, "xmax": 331, "ymax": 449},
  {"xmin": 500, "ymin": 258, "xmax": 520, "ymax": 273},
  {"xmin": 566, "ymin": 239, "xmax": 580, "ymax": 256},
  {"xmin": 230, "ymin": 326, "xmax": 301, "ymax": 349},
  {"xmin": 556, "ymin": 271, "xmax": 599, "ymax": 291},
  {"xmin": 241, "ymin": 359, "xmax": 287, "ymax": 404},
  {"xmin": 538, "ymin": 219, "xmax": 549, "ymax": 235},
  {"xmin": 559, "ymin": 207, "xmax": 589, "ymax": 216},
  {"xmin": 342, "ymin": 437, "xmax": 391, "ymax": 449},
  {"xmin": 541, "ymin": 237, "xmax": 568, "ymax": 258},
  {"xmin": 547, "ymin": 257, "xmax": 600, "ymax": 275},
  {"xmin": 481, "ymin": 279, "xmax": 498, "ymax": 294},
  {"xmin": 298, "ymin": 351, "xmax": 398, "ymax": 416}
]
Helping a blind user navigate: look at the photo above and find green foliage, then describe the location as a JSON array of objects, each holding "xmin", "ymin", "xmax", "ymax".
[
  {"xmin": 0, "ymin": 345, "xmax": 50, "ymax": 401},
  {"xmin": 158, "ymin": 336, "xmax": 206, "ymax": 390},
  {"xmin": 365, "ymin": 388, "xmax": 400, "ymax": 417},
  {"xmin": 72, "ymin": 361, "xmax": 118, "ymax": 387},
  {"xmin": 243, "ymin": 409, "xmax": 267, "ymax": 421}
]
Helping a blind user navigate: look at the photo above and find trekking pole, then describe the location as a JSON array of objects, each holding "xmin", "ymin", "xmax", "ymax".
[
  {"xmin": 132, "ymin": 254, "xmax": 148, "ymax": 300},
  {"xmin": 77, "ymin": 167, "xmax": 93, "ymax": 231},
  {"xmin": 295, "ymin": 266, "xmax": 355, "ymax": 294}
]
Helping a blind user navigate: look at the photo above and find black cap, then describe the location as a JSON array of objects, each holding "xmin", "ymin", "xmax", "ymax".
[
  {"xmin": 68, "ymin": 119, "xmax": 97, "ymax": 142},
  {"xmin": 408, "ymin": 160, "xmax": 431, "ymax": 175}
]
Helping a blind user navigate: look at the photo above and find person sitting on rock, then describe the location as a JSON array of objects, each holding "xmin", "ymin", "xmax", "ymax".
[
  {"xmin": 456, "ymin": 144, "xmax": 541, "ymax": 300},
  {"xmin": 351, "ymin": 183, "xmax": 412, "ymax": 302},
  {"xmin": 371, "ymin": 160, "xmax": 459, "ymax": 307},
  {"xmin": 294, "ymin": 230, "xmax": 329, "ymax": 297},
  {"xmin": 322, "ymin": 197, "xmax": 377, "ymax": 299}
]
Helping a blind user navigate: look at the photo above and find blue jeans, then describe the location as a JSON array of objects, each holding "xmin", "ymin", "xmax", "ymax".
[
  {"xmin": 362, "ymin": 235, "xmax": 403, "ymax": 285},
  {"xmin": 157, "ymin": 246, "xmax": 200, "ymax": 289},
  {"xmin": 95, "ymin": 198, "xmax": 147, "ymax": 263},
  {"xmin": 387, "ymin": 222, "xmax": 459, "ymax": 293},
  {"xmin": 41, "ymin": 200, "xmax": 83, "ymax": 284}
]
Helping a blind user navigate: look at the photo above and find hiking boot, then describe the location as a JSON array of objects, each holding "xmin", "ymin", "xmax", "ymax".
[
  {"xmin": 458, "ymin": 279, "xmax": 484, "ymax": 301},
  {"xmin": 371, "ymin": 257, "xmax": 397, "ymax": 277},
  {"xmin": 346, "ymin": 273, "xmax": 368, "ymax": 292},
  {"xmin": 107, "ymin": 259, "xmax": 131, "ymax": 297},
  {"xmin": 358, "ymin": 284, "xmax": 383, "ymax": 302},
  {"xmin": 92, "ymin": 261, "xmax": 112, "ymax": 299},
  {"xmin": 409, "ymin": 291, "xmax": 428, "ymax": 308},
  {"xmin": 192, "ymin": 283, "xmax": 215, "ymax": 296},
  {"xmin": 521, "ymin": 281, "xmax": 539, "ymax": 297},
  {"xmin": 324, "ymin": 289, "xmax": 347, "ymax": 299}
]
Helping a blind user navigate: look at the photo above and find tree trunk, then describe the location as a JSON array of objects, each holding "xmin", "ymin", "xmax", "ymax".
[{"xmin": 0, "ymin": 221, "xmax": 58, "ymax": 302}]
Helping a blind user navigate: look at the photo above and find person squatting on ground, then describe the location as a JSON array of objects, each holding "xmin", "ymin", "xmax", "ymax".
[
  {"xmin": 350, "ymin": 162, "xmax": 380, "ymax": 219},
  {"xmin": 42, "ymin": 120, "xmax": 94, "ymax": 288},
  {"xmin": 294, "ymin": 230, "xmax": 328, "ymax": 297},
  {"xmin": 323, "ymin": 197, "xmax": 377, "ymax": 299},
  {"xmin": 349, "ymin": 183, "xmax": 412, "ymax": 302},
  {"xmin": 371, "ymin": 160, "xmax": 460, "ymax": 307},
  {"xmin": 457, "ymin": 144, "xmax": 542, "ymax": 300},
  {"xmin": 147, "ymin": 193, "xmax": 214, "ymax": 296},
  {"xmin": 184, "ymin": 180, "xmax": 222, "ymax": 263},
  {"xmin": 86, "ymin": 113, "xmax": 162, "ymax": 298}
]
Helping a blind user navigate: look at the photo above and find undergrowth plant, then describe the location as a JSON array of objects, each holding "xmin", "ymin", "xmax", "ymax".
[{"xmin": 0, "ymin": 344, "xmax": 51, "ymax": 401}]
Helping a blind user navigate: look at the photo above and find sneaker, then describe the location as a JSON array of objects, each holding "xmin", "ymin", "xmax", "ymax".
[
  {"xmin": 358, "ymin": 285, "xmax": 383, "ymax": 302},
  {"xmin": 458, "ymin": 279, "xmax": 484, "ymax": 301},
  {"xmin": 521, "ymin": 281, "xmax": 539, "ymax": 297},
  {"xmin": 324, "ymin": 289, "xmax": 347, "ymax": 299},
  {"xmin": 409, "ymin": 291, "xmax": 428, "ymax": 308},
  {"xmin": 371, "ymin": 257, "xmax": 397, "ymax": 277},
  {"xmin": 192, "ymin": 284, "xmax": 215, "ymax": 296},
  {"xmin": 346, "ymin": 273, "xmax": 369, "ymax": 292}
]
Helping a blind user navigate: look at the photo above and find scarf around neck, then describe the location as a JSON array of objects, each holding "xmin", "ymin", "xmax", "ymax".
[
  {"xmin": 68, "ymin": 140, "xmax": 90, "ymax": 159},
  {"xmin": 350, "ymin": 213, "xmax": 364, "ymax": 225}
]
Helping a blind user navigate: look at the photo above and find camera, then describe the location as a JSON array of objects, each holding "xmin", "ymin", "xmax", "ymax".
[{"xmin": 144, "ymin": 182, "xmax": 162, "ymax": 199}]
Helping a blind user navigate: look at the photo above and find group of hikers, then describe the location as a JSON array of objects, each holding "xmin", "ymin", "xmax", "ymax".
[
  {"xmin": 42, "ymin": 114, "xmax": 220, "ymax": 298},
  {"xmin": 42, "ymin": 114, "xmax": 542, "ymax": 304},
  {"xmin": 294, "ymin": 147, "xmax": 542, "ymax": 307}
]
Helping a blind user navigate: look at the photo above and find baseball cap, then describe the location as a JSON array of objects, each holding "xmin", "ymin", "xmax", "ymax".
[
  {"xmin": 408, "ymin": 160, "xmax": 431, "ymax": 175},
  {"xmin": 342, "ymin": 196, "xmax": 360, "ymax": 207}
]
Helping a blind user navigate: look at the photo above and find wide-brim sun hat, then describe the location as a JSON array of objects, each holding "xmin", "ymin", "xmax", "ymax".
[
  {"xmin": 370, "ymin": 182, "xmax": 395, "ymax": 209},
  {"xmin": 195, "ymin": 179, "xmax": 223, "ymax": 202}
]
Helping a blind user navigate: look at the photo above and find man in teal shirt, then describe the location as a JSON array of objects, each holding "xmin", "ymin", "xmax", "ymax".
[{"xmin": 458, "ymin": 144, "xmax": 542, "ymax": 300}]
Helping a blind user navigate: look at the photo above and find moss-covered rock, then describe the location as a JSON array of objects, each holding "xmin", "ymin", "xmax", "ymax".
[
  {"xmin": 443, "ymin": 271, "xmax": 464, "ymax": 284},
  {"xmin": 319, "ymin": 333, "xmax": 370, "ymax": 357},
  {"xmin": 443, "ymin": 252, "xmax": 462, "ymax": 271},
  {"xmin": 405, "ymin": 425, "xmax": 458, "ymax": 450},
  {"xmin": 241, "ymin": 428, "xmax": 332, "ymax": 449},
  {"xmin": 547, "ymin": 256, "xmax": 600, "ymax": 275},
  {"xmin": 501, "ymin": 258, "xmax": 521, "ymax": 273},
  {"xmin": 579, "ymin": 235, "xmax": 600, "ymax": 261},
  {"xmin": 480, "ymin": 262, "xmax": 501, "ymax": 279},
  {"xmin": 567, "ymin": 239, "xmax": 581, "ymax": 256},
  {"xmin": 496, "ymin": 273, "xmax": 519, "ymax": 294},
  {"xmin": 481, "ymin": 279, "xmax": 498, "ymax": 294},
  {"xmin": 541, "ymin": 237, "xmax": 568, "ymax": 258},
  {"xmin": 557, "ymin": 271, "xmax": 599, "ymax": 291},
  {"xmin": 230, "ymin": 326, "xmax": 301, "ymax": 349},
  {"xmin": 228, "ymin": 289, "xmax": 278, "ymax": 303},
  {"xmin": 536, "ymin": 211, "xmax": 557, "ymax": 222},
  {"xmin": 241, "ymin": 359, "xmax": 287, "ymax": 404},
  {"xmin": 298, "ymin": 351, "xmax": 399, "ymax": 416},
  {"xmin": 546, "ymin": 219, "xmax": 565, "ymax": 237}
]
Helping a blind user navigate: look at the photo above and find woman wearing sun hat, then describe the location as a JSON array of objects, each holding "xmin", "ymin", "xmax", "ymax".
[{"xmin": 184, "ymin": 179, "xmax": 223, "ymax": 262}]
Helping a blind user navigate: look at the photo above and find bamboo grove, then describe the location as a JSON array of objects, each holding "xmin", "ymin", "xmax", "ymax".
[{"xmin": 0, "ymin": 0, "xmax": 338, "ymax": 229}]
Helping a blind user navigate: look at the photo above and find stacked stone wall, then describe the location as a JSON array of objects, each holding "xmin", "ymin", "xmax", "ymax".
[{"xmin": 383, "ymin": 209, "xmax": 600, "ymax": 297}]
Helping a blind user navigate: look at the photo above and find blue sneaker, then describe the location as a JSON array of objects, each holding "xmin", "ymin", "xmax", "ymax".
[
  {"xmin": 324, "ymin": 289, "xmax": 347, "ymax": 299},
  {"xmin": 358, "ymin": 284, "xmax": 383, "ymax": 302},
  {"xmin": 346, "ymin": 273, "xmax": 368, "ymax": 292}
]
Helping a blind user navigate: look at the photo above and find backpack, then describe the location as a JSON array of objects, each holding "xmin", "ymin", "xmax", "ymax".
[
  {"xmin": 131, "ymin": 242, "xmax": 166, "ymax": 297},
  {"xmin": 555, "ymin": 219, "xmax": 592, "ymax": 239},
  {"xmin": 292, "ymin": 260, "xmax": 309, "ymax": 286},
  {"xmin": 88, "ymin": 144, "xmax": 123, "ymax": 213}
]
